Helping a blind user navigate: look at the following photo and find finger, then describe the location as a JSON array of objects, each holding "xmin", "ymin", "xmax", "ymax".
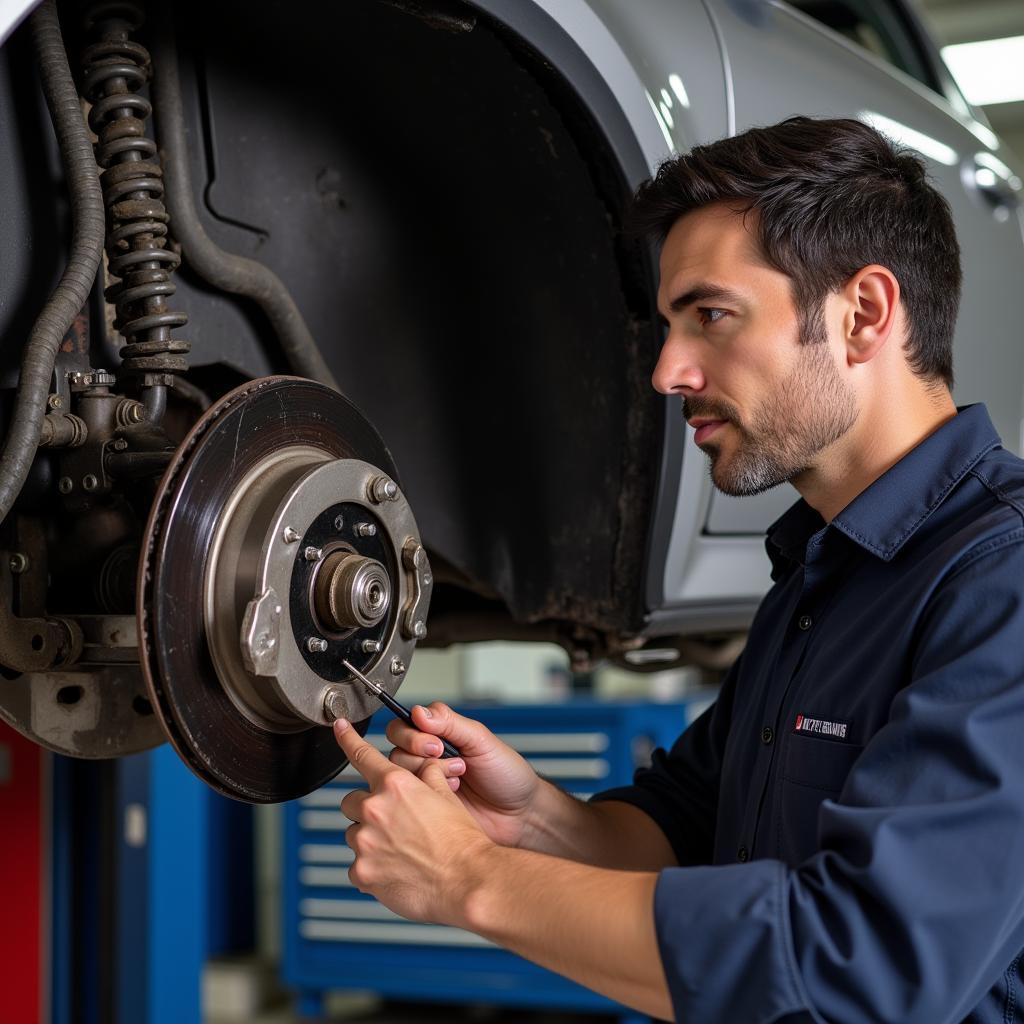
[
  {"xmin": 385, "ymin": 716, "xmax": 448, "ymax": 759},
  {"xmin": 388, "ymin": 748, "xmax": 426, "ymax": 772},
  {"xmin": 333, "ymin": 718, "xmax": 394, "ymax": 787},
  {"xmin": 410, "ymin": 702, "xmax": 496, "ymax": 756},
  {"xmin": 391, "ymin": 748, "xmax": 466, "ymax": 778},
  {"xmin": 419, "ymin": 758, "xmax": 455, "ymax": 796},
  {"xmin": 340, "ymin": 788, "xmax": 370, "ymax": 823}
]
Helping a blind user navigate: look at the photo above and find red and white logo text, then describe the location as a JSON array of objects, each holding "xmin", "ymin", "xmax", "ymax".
[{"xmin": 794, "ymin": 714, "xmax": 848, "ymax": 739}]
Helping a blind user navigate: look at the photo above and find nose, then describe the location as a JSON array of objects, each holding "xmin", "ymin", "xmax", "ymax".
[{"xmin": 651, "ymin": 334, "xmax": 706, "ymax": 396}]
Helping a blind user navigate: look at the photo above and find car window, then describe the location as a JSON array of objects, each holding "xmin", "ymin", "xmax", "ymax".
[{"xmin": 785, "ymin": 0, "xmax": 940, "ymax": 93}]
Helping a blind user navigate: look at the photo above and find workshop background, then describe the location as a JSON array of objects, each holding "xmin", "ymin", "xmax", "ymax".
[{"xmin": 1, "ymin": 0, "xmax": 1022, "ymax": 1022}]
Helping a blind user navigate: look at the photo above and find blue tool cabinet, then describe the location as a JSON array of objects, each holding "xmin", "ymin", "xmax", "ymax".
[{"xmin": 282, "ymin": 697, "xmax": 709, "ymax": 1022}]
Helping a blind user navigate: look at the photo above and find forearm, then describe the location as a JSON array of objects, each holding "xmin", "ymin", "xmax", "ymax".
[
  {"xmin": 520, "ymin": 778, "xmax": 678, "ymax": 870},
  {"xmin": 459, "ymin": 843, "xmax": 674, "ymax": 1021}
]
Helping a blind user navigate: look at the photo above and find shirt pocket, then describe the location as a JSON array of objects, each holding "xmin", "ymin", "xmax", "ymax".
[{"xmin": 776, "ymin": 734, "xmax": 864, "ymax": 864}]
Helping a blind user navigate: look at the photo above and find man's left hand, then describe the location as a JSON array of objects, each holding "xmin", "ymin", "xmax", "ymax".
[{"xmin": 333, "ymin": 717, "xmax": 494, "ymax": 926}]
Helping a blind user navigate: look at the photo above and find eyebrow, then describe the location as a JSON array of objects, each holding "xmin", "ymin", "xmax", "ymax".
[{"xmin": 667, "ymin": 282, "xmax": 745, "ymax": 314}]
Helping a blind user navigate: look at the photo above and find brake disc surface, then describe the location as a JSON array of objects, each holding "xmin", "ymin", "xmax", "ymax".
[{"xmin": 137, "ymin": 375, "xmax": 429, "ymax": 802}]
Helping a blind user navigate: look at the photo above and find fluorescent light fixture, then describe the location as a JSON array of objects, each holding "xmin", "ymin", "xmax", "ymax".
[
  {"xmin": 859, "ymin": 111, "xmax": 959, "ymax": 166},
  {"xmin": 942, "ymin": 36, "xmax": 1024, "ymax": 106}
]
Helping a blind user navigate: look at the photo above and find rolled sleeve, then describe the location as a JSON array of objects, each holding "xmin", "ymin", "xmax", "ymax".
[{"xmin": 655, "ymin": 859, "xmax": 812, "ymax": 1022}]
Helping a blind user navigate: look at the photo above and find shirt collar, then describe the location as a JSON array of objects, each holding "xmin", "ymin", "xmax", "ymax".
[{"xmin": 766, "ymin": 403, "xmax": 1001, "ymax": 574}]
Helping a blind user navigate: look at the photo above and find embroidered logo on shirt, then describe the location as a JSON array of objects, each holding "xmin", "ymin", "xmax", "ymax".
[{"xmin": 794, "ymin": 714, "xmax": 849, "ymax": 739}]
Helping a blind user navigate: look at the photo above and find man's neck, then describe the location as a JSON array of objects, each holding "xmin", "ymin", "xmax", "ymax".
[{"xmin": 794, "ymin": 385, "xmax": 958, "ymax": 524}]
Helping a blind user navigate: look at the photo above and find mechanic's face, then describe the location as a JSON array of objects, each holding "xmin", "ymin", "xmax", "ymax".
[{"xmin": 652, "ymin": 204, "xmax": 857, "ymax": 496}]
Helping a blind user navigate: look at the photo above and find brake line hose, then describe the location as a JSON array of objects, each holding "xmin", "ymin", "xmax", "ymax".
[{"xmin": 0, "ymin": 0, "xmax": 105, "ymax": 527}]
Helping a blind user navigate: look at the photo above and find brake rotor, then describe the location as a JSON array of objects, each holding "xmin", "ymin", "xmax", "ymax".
[{"xmin": 138, "ymin": 375, "xmax": 433, "ymax": 803}]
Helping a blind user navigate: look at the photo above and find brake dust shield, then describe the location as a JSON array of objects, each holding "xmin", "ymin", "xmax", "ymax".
[{"xmin": 137, "ymin": 376, "xmax": 433, "ymax": 802}]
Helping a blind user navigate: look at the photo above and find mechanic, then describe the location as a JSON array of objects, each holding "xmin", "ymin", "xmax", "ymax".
[{"xmin": 331, "ymin": 116, "xmax": 1024, "ymax": 1023}]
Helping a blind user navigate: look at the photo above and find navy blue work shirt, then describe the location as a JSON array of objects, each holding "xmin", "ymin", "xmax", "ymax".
[{"xmin": 593, "ymin": 404, "xmax": 1024, "ymax": 1023}]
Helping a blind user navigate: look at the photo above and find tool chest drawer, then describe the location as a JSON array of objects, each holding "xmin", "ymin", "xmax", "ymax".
[{"xmin": 281, "ymin": 698, "xmax": 702, "ymax": 1017}]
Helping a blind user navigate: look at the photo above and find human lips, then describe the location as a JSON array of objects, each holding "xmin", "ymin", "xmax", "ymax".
[{"xmin": 688, "ymin": 417, "xmax": 728, "ymax": 444}]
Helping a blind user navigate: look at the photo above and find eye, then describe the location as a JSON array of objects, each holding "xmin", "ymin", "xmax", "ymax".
[{"xmin": 697, "ymin": 307, "xmax": 730, "ymax": 327}]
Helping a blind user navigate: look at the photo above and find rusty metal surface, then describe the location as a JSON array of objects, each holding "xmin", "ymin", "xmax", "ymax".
[
  {"xmin": 0, "ymin": 664, "xmax": 164, "ymax": 758},
  {"xmin": 137, "ymin": 375, "xmax": 398, "ymax": 803}
]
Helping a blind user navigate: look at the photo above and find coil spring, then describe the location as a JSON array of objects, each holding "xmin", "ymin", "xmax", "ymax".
[{"xmin": 81, "ymin": 1, "xmax": 189, "ymax": 377}]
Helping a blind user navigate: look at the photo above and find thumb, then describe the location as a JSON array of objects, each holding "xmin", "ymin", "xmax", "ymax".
[{"xmin": 411, "ymin": 702, "xmax": 494, "ymax": 755}]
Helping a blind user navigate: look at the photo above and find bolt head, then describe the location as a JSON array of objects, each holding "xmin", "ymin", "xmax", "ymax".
[
  {"xmin": 82, "ymin": 474, "xmax": 99, "ymax": 492},
  {"xmin": 356, "ymin": 523, "xmax": 377, "ymax": 538},
  {"xmin": 282, "ymin": 526, "xmax": 300, "ymax": 544},
  {"xmin": 9, "ymin": 553, "xmax": 29, "ymax": 574},
  {"xmin": 58, "ymin": 477, "xmax": 73, "ymax": 494},
  {"xmin": 307, "ymin": 636, "xmax": 328, "ymax": 653},
  {"xmin": 47, "ymin": 394, "xmax": 63, "ymax": 409},
  {"xmin": 112, "ymin": 438, "xmax": 128, "ymax": 451},
  {"xmin": 390, "ymin": 656, "xmax": 406, "ymax": 676},
  {"xmin": 304, "ymin": 545, "xmax": 323, "ymax": 562},
  {"xmin": 369, "ymin": 476, "xmax": 399, "ymax": 504},
  {"xmin": 413, "ymin": 620, "xmax": 427, "ymax": 639},
  {"xmin": 323, "ymin": 688, "xmax": 346, "ymax": 722},
  {"xmin": 333, "ymin": 514, "xmax": 345, "ymax": 531},
  {"xmin": 361, "ymin": 639, "xmax": 383, "ymax": 654}
]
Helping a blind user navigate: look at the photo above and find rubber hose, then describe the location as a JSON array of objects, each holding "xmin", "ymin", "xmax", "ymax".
[
  {"xmin": 0, "ymin": 1, "xmax": 105, "ymax": 527},
  {"xmin": 150, "ymin": 22, "xmax": 339, "ymax": 392}
]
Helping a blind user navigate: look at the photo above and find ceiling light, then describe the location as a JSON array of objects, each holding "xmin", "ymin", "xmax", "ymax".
[{"xmin": 941, "ymin": 36, "xmax": 1024, "ymax": 106}]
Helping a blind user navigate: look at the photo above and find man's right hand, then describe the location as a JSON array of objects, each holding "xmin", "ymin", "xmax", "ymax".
[{"xmin": 385, "ymin": 703, "xmax": 541, "ymax": 849}]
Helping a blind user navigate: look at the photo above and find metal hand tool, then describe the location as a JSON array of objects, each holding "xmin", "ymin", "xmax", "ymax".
[{"xmin": 341, "ymin": 659, "xmax": 461, "ymax": 759}]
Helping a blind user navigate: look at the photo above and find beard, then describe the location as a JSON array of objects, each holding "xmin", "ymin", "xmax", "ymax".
[{"xmin": 684, "ymin": 320, "xmax": 858, "ymax": 497}]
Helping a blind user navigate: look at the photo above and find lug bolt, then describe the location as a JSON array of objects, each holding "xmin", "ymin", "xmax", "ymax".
[
  {"xmin": 82, "ymin": 475, "xmax": 99, "ymax": 492},
  {"xmin": 47, "ymin": 394, "xmax": 63, "ymax": 410},
  {"xmin": 369, "ymin": 476, "xmax": 399, "ymax": 504},
  {"xmin": 323, "ymin": 688, "xmax": 346, "ymax": 722},
  {"xmin": 412, "ymin": 620, "xmax": 427, "ymax": 639},
  {"xmin": 58, "ymin": 477, "xmax": 73, "ymax": 494},
  {"xmin": 361, "ymin": 639, "xmax": 383, "ymax": 654},
  {"xmin": 355, "ymin": 523, "xmax": 377, "ymax": 538},
  {"xmin": 333, "ymin": 514, "xmax": 345, "ymax": 531},
  {"xmin": 9, "ymin": 553, "xmax": 29, "ymax": 574},
  {"xmin": 307, "ymin": 637, "xmax": 328, "ymax": 653},
  {"xmin": 282, "ymin": 526, "xmax": 300, "ymax": 544},
  {"xmin": 304, "ymin": 545, "xmax": 323, "ymax": 562},
  {"xmin": 390, "ymin": 656, "xmax": 406, "ymax": 676}
]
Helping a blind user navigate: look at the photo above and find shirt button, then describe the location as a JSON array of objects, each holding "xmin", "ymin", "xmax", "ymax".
[
  {"xmin": 737, "ymin": 845, "xmax": 749, "ymax": 862},
  {"xmin": 761, "ymin": 726, "xmax": 774, "ymax": 745},
  {"xmin": 798, "ymin": 614, "xmax": 813, "ymax": 630}
]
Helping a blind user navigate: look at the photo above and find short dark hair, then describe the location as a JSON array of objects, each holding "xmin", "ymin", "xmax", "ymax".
[{"xmin": 631, "ymin": 116, "xmax": 961, "ymax": 387}]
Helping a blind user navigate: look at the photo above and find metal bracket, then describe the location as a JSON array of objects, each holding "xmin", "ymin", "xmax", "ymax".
[
  {"xmin": 239, "ymin": 586, "xmax": 283, "ymax": 676},
  {"xmin": 400, "ymin": 538, "xmax": 432, "ymax": 640}
]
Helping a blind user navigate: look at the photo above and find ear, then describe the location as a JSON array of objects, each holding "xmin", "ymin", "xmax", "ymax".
[{"xmin": 841, "ymin": 265, "xmax": 900, "ymax": 367}]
